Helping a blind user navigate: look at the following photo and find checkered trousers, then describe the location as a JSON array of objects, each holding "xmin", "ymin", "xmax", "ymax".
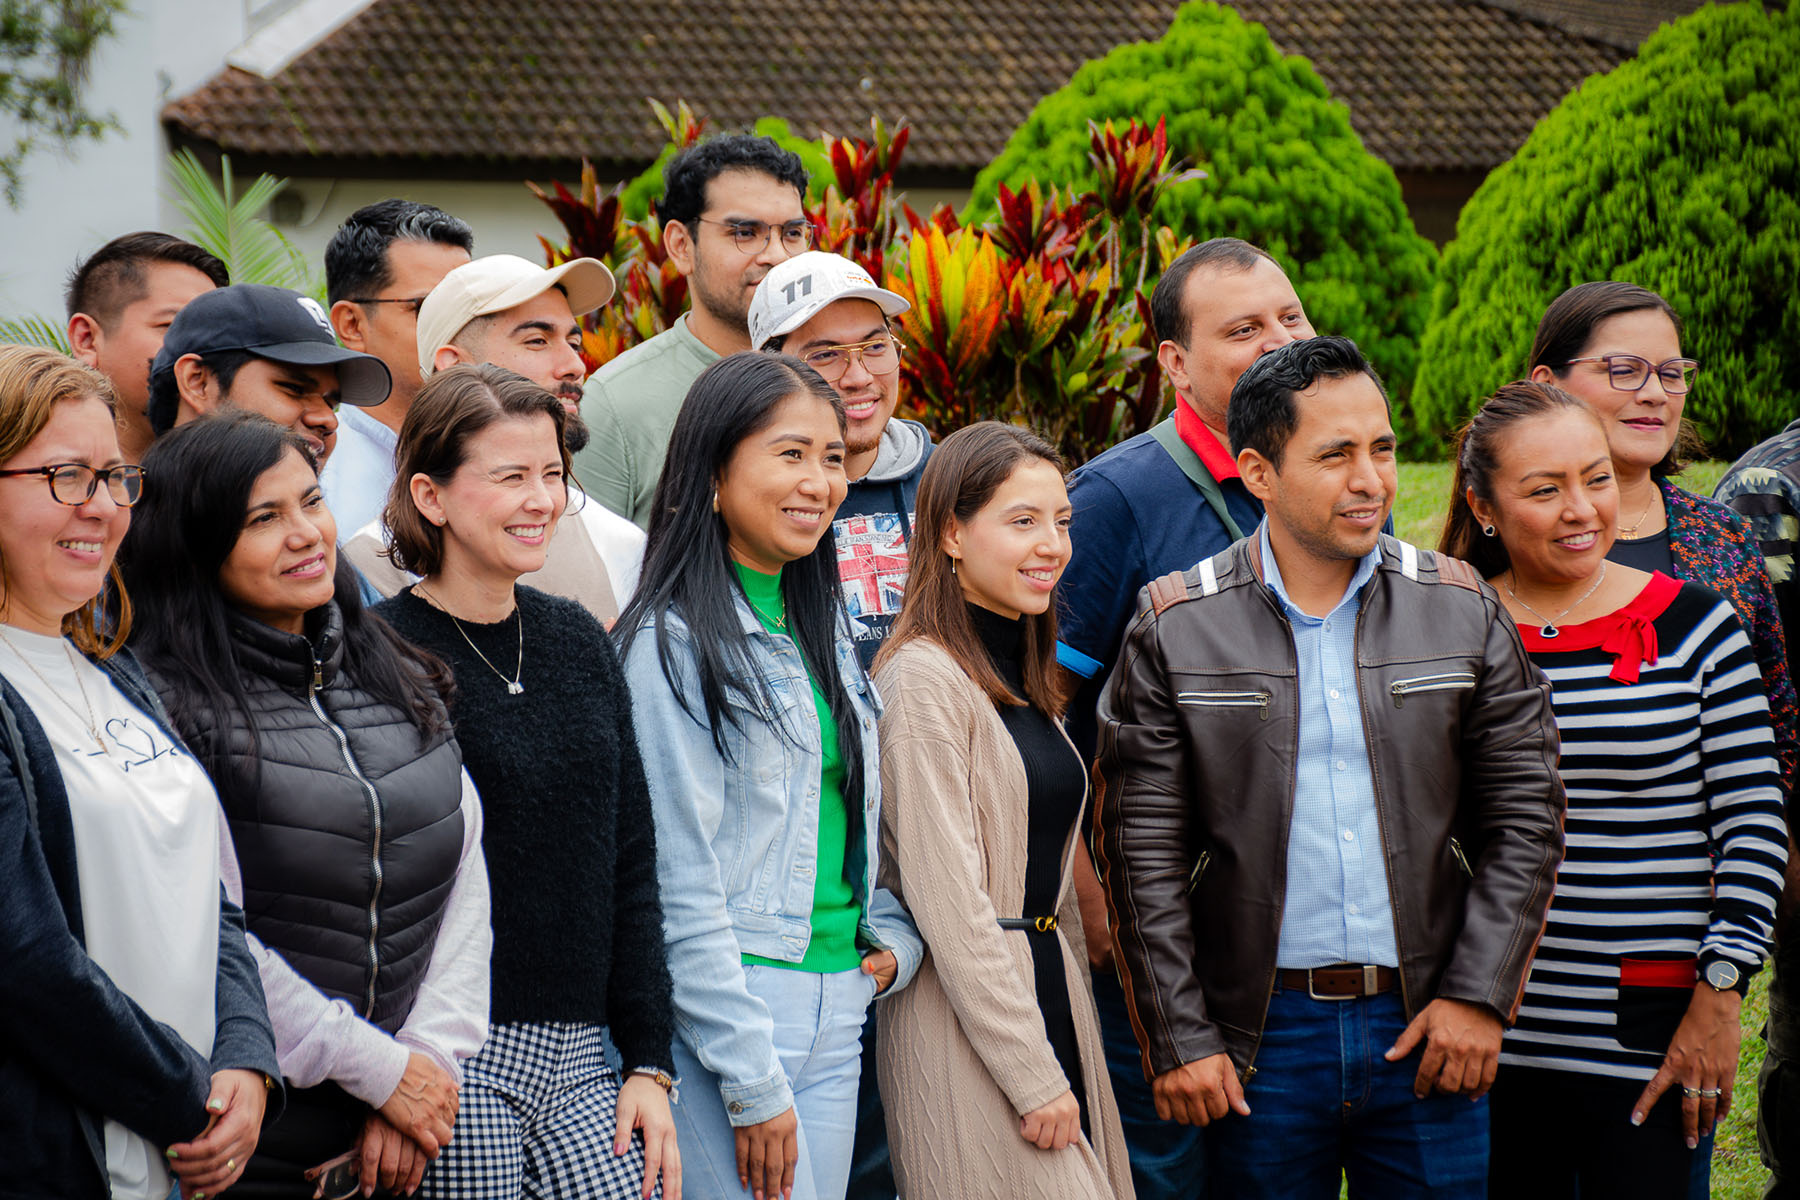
[{"xmin": 416, "ymin": 1021, "xmax": 660, "ymax": 1200}]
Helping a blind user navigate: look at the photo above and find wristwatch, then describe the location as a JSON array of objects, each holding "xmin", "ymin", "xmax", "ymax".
[
  {"xmin": 631, "ymin": 1066, "xmax": 681, "ymax": 1102},
  {"xmin": 1701, "ymin": 957, "xmax": 1748, "ymax": 996}
]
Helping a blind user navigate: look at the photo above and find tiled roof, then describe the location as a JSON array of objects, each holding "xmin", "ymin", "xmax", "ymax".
[
  {"xmin": 1479, "ymin": 0, "xmax": 1708, "ymax": 50},
  {"xmin": 162, "ymin": 0, "xmax": 1630, "ymax": 176}
]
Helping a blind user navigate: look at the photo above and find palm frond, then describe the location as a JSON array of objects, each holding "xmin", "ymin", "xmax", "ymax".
[
  {"xmin": 0, "ymin": 315, "xmax": 73, "ymax": 354},
  {"xmin": 165, "ymin": 149, "xmax": 320, "ymax": 295}
]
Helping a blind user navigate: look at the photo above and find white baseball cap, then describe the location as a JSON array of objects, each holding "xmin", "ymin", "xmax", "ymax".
[
  {"xmin": 748, "ymin": 251, "xmax": 910, "ymax": 351},
  {"xmin": 416, "ymin": 254, "xmax": 615, "ymax": 376}
]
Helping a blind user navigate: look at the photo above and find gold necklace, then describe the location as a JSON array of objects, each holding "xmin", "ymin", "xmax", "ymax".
[
  {"xmin": 1617, "ymin": 487, "xmax": 1659, "ymax": 537},
  {"xmin": 0, "ymin": 625, "xmax": 106, "ymax": 750},
  {"xmin": 415, "ymin": 584, "xmax": 526, "ymax": 695},
  {"xmin": 748, "ymin": 596, "xmax": 788, "ymax": 631}
]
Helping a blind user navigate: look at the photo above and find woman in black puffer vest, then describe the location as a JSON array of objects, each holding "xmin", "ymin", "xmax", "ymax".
[{"xmin": 121, "ymin": 412, "xmax": 490, "ymax": 1198}]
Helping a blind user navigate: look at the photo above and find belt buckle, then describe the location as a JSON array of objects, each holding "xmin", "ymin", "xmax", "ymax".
[
  {"xmin": 1034, "ymin": 915, "xmax": 1058, "ymax": 933},
  {"xmin": 1305, "ymin": 965, "xmax": 1372, "ymax": 1002}
]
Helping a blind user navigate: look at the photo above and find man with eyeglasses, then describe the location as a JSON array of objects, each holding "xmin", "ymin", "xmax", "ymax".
[
  {"xmin": 147, "ymin": 284, "xmax": 393, "ymax": 466},
  {"xmin": 320, "ymin": 200, "xmax": 474, "ymax": 540},
  {"xmin": 747, "ymin": 250, "xmax": 927, "ymax": 1200},
  {"xmin": 575, "ymin": 134, "xmax": 812, "ymax": 529},
  {"xmin": 750, "ymin": 251, "xmax": 930, "ymax": 666}
]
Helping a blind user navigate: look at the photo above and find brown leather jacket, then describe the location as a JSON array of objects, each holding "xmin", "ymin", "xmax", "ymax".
[{"xmin": 1092, "ymin": 533, "xmax": 1565, "ymax": 1081}]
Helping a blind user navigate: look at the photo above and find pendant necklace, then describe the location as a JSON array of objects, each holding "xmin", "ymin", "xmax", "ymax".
[
  {"xmin": 416, "ymin": 584, "xmax": 526, "ymax": 695},
  {"xmin": 1617, "ymin": 487, "xmax": 1659, "ymax": 537},
  {"xmin": 0, "ymin": 626, "xmax": 107, "ymax": 750},
  {"xmin": 1505, "ymin": 561, "xmax": 1608, "ymax": 639}
]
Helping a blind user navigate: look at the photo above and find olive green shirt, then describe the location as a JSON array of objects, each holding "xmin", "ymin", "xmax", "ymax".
[{"xmin": 573, "ymin": 314, "xmax": 722, "ymax": 530}]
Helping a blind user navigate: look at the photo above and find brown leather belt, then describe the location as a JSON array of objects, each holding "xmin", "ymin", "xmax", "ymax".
[{"xmin": 1276, "ymin": 964, "xmax": 1396, "ymax": 1000}]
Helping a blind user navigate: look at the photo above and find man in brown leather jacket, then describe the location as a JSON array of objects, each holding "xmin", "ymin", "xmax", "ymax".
[{"xmin": 1093, "ymin": 335, "xmax": 1565, "ymax": 1198}]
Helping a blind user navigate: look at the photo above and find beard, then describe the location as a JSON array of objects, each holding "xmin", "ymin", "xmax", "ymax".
[
  {"xmin": 562, "ymin": 403, "xmax": 591, "ymax": 454},
  {"xmin": 689, "ymin": 245, "xmax": 754, "ymax": 334}
]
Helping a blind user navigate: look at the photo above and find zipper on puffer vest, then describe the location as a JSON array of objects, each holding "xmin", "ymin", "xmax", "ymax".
[{"xmin": 308, "ymin": 652, "xmax": 385, "ymax": 1018}]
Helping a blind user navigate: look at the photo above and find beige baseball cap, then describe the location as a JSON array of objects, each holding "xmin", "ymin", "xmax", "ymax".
[
  {"xmin": 416, "ymin": 254, "xmax": 615, "ymax": 376},
  {"xmin": 748, "ymin": 251, "xmax": 910, "ymax": 351}
]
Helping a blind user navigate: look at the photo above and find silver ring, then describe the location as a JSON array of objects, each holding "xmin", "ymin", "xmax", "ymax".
[
  {"xmin": 1682, "ymin": 1086, "xmax": 1702, "ymax": 1098},
  {"xmin": 1699, "ymin": 1087, "xmax": 1722, "ymax": 1098}
]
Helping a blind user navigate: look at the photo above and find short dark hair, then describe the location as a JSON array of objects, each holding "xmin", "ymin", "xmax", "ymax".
[
  {"xmin": 1526, "ymin": 280, "xmax": 1697, "ymax": 475},
  {"xmin": 1150, "ymin": 237, "xmax": 1279, "ymax": 346},
  {"xmin": 384, "ymin": 364, "xmax": 571, "ymax": 579},
  {"xmin": 1228, "ymin": 335, "xmax": 1388, "ymax": 468},
  {"xmin": 64, "ymin": 232, "xmax": 228, "ymax": 324},
  {"xmin": 325, "ymin": 199, "xmax": 474, "ymax": 306},
  {"xmin": 659, "ymin": 134, "xmax": 808, "ymax": 234},
  {"xmin": 146, "ymin": 348, "xmax": 257, "ymax": 436}
]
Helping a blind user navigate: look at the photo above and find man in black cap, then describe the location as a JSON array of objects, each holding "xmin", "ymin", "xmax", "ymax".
[{"xmin": 147, "ymin": 283, "xmax": 391, "ymax": 465}]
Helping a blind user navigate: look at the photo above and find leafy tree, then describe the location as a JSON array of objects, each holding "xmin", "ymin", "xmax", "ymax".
[
  {"xmin": 969, "ymin": 0, "xmax": 1438, "ymax": 443},
  {"xmin": 1414, "ymin": 1, "xmax": 1800, "ymax": 458},
  {"xmin": 0, "ymin": 0, "xmax": 125, "ymax": 205}
]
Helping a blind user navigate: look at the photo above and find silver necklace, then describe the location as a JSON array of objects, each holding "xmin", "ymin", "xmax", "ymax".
[
  {"xmin": 0, "ymin": 625, "xmax": 106, "ymax": 749},
  {"xmin": 416, "ymin": 584, "xmax": 525, "ymax": 695},
  {"xmin": 1505, "ymin": 561, "xmax": 1608, "ymax": 639}
]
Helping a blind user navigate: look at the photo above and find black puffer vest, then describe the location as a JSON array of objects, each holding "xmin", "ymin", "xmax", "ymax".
[{"xmin": 204, "ymin": 604, "xmax": 464, "ymax": 1032}]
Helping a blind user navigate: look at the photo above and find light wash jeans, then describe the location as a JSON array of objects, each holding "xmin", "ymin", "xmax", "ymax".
[{"xmin": 673, "ymin": 965, "xmax": 877, "ymax": 1200}]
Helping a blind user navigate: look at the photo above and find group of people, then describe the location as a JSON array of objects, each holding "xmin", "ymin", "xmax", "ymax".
[{"xmin": 1, "ymin": 130, "xmax": 1794, "ymax": 1200}]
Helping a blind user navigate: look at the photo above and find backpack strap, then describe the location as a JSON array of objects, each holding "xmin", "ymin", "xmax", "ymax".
[{"xmin": 1148, "ymin": 418, "xmax": 1247, "ymax": 542}]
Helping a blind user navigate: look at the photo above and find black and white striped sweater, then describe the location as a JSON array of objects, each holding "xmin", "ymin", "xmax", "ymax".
[{"xmin": 1501, "ymin": 573, "xmax": 1788, "ymax": 1081}]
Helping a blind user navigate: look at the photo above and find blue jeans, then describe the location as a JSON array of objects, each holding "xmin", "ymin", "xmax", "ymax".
[
  {"xmin": 672, "ymin": 965, "xmax": 876, "ymax": 1200},
  {"xmin": 1206, "ymin": 988, "xmax": 1489, "ymax": 1199},
  {"xmin": 1093, "ymin": 968, "xmax": 1208, "ymax": 1199}
]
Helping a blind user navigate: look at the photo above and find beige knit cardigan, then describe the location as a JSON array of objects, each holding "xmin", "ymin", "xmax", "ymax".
[{"xmin": 873, "ymin": 639, "xmax": 1135, "ymax": 1200}]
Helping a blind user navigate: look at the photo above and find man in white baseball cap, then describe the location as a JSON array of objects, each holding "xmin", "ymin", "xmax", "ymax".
[
  {"xmin": 416, "ymin": 253, "xmax": 614, "ymax": 453},
  {"xmin": 346, "ymin": 252, "xmax": 646, "ymax": 628}
]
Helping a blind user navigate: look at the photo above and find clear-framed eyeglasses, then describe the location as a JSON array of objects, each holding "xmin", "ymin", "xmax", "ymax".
[{"xmin": 697, "ymin": 217, "xmax": 816, "ymax": 255}]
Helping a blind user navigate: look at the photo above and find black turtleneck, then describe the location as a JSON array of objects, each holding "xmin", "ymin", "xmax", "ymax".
[{"xmin": 968, "ymin": 602, "xmax": 1089, "ymax": 1131}]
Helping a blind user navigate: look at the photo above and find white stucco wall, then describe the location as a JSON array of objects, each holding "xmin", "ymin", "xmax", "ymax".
[{"xmin": 0, "ymin": 0, "xmax": 246, "ymax": 319}]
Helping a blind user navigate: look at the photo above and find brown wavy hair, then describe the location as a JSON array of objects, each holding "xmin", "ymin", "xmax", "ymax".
[
  {"xmin": 0, "ymin": 344, "xmax": 131, "ymax": 656},
  {"xmin": 876, "ymin": 421, "xmax": 1069, "ymax": 716}
]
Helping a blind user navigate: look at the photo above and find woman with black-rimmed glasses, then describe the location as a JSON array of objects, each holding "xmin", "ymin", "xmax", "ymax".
[
  {"xmin": 0, "ymin": 345, "xmax": 280, "ymax": 1200},
  {"xmin": 1526, "ymin": 280, "xmax": 1798, "ymax": 792}
]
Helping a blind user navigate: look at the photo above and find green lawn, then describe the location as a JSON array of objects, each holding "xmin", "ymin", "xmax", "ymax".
[{"xmin": 1391, "ymin": 460, "xmax": 1773, "ymax": 1198}]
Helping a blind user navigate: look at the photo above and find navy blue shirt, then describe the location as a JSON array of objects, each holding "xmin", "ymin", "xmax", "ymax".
[{"xmin": 1057, "ymin": 427, "xmax": 1264, "ymax": 757}]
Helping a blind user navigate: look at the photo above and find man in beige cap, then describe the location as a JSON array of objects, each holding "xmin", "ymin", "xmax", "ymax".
[{"xmin": 345, "ymin": 254, "xmax": 647, "ymax": 626}]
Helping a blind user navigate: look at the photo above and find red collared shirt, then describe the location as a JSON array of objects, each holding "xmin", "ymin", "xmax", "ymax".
[{"xmin": 1174, "ymin": 400, "xmax": 1240, "ymax": 482}]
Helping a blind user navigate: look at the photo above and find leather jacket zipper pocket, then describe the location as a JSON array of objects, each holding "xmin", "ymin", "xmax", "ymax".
[
  {"xmin": 1177, "ymin": 690, "xmax": 1271, "ymax": 720},
  {"xmin": 1186, "ymin": 848, "xmax": 1212, "ymax": 895},
  {"xmin": 1389, "ymin": 672, "xmax": 1476, "ymax": 708}
]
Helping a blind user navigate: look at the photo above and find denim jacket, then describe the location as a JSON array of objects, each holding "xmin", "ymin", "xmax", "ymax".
[{"xmin": 622, "ymin": 597, "xmax": 923, "ymax": 1126}]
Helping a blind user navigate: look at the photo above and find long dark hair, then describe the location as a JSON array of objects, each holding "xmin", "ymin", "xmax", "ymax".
[
  {"xmin": 1527, "ymin": 280, "xmax": 1700, "ymax": 475},
  {"xmin": 616, "ymin": 353, "xmax": 863, "ymax": 788},
  {"xmin": 121, "ymin": 410, "xmax": 450, "ymax": 787},
  {"xmin": 1439, "ymin": 381, "xmax": 1603, "ymax": 578},
  {"xmin": 877, "ymin": 422, "xmax": 1070, "ymax": 715}
]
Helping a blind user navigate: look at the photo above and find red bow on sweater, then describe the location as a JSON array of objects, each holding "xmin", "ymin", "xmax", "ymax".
[{"xmin": 1600, "ymin": 610, "xmax": 1660, "ymax": 684}]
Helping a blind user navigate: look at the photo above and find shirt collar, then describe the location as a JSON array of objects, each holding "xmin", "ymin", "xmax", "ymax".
[
  {"xmin": 1174, "ymin": 399, "xmax": 1241, "ymax": 481},
  {"xmin": 337, "ymin": 403, "xmax": 397, "ymax": 453},
  {"xmin": 1257, "ymin": 520, "xmax": 1383, "ymax": 623}
]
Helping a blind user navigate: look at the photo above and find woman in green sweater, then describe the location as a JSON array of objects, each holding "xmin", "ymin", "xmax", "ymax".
[{"xmin": 616, "ymin": 352, "xmax": 922, "ymax": 1200}]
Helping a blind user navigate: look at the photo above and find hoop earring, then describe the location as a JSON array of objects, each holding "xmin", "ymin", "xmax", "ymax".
[
  {"xmin": 950, "ymin": 558, "xmax": 959, "ymax": 576},
  {"xmin": 1482, "ymin": 524, "xmax": 1496, "ymax": 537}
]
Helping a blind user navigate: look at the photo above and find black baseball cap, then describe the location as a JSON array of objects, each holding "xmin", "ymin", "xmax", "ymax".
[{"xmin": 148, "ymin": 284, "xmax": 391, "ymax": 433}]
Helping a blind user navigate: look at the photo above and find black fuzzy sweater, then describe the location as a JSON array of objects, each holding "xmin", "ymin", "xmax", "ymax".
[{"xmin": 377, "ymin": 585, "xmax": 675, "ymax": 1072}]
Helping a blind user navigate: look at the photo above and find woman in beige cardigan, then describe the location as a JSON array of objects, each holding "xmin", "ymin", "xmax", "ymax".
[{"xmin": 871, "ymin": 422, "xmax": 1133, "ymax": 1200}]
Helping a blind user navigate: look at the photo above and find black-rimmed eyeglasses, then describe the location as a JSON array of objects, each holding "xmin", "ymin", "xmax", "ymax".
[
  {"xmin": 0, "ymin": 463, "xmax": 145, "ymax": 507},
  {"xmin": 1560, "ymin": 354, "xmax": 1699, "ymax": 395},
  {"xmin": 346, "ymin": 295, "xmax": 430, "ymax": 316}
]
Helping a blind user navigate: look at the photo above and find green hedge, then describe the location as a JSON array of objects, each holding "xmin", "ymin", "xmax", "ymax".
[
  {"xmin": 968, "ymin": 1, "xmax": 1437, "ymax": 441},
  {"xmin": 1413, "ymin": 2, "xmax": 1800, "ymax": 458}
]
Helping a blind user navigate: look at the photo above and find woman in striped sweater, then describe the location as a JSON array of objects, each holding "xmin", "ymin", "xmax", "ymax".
[{"xmin": 1440, "ymin": 381, "xmax": 1788, "ymax": 1198}]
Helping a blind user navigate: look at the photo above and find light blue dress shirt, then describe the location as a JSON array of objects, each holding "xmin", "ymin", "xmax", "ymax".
[
  {"xmin": 1257, "ymin": 521, "xmax": 1399, "ymax": 969},
  {"xmin": 319, "ymin": 404, "xmax": 398, "ymax": 542}
]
